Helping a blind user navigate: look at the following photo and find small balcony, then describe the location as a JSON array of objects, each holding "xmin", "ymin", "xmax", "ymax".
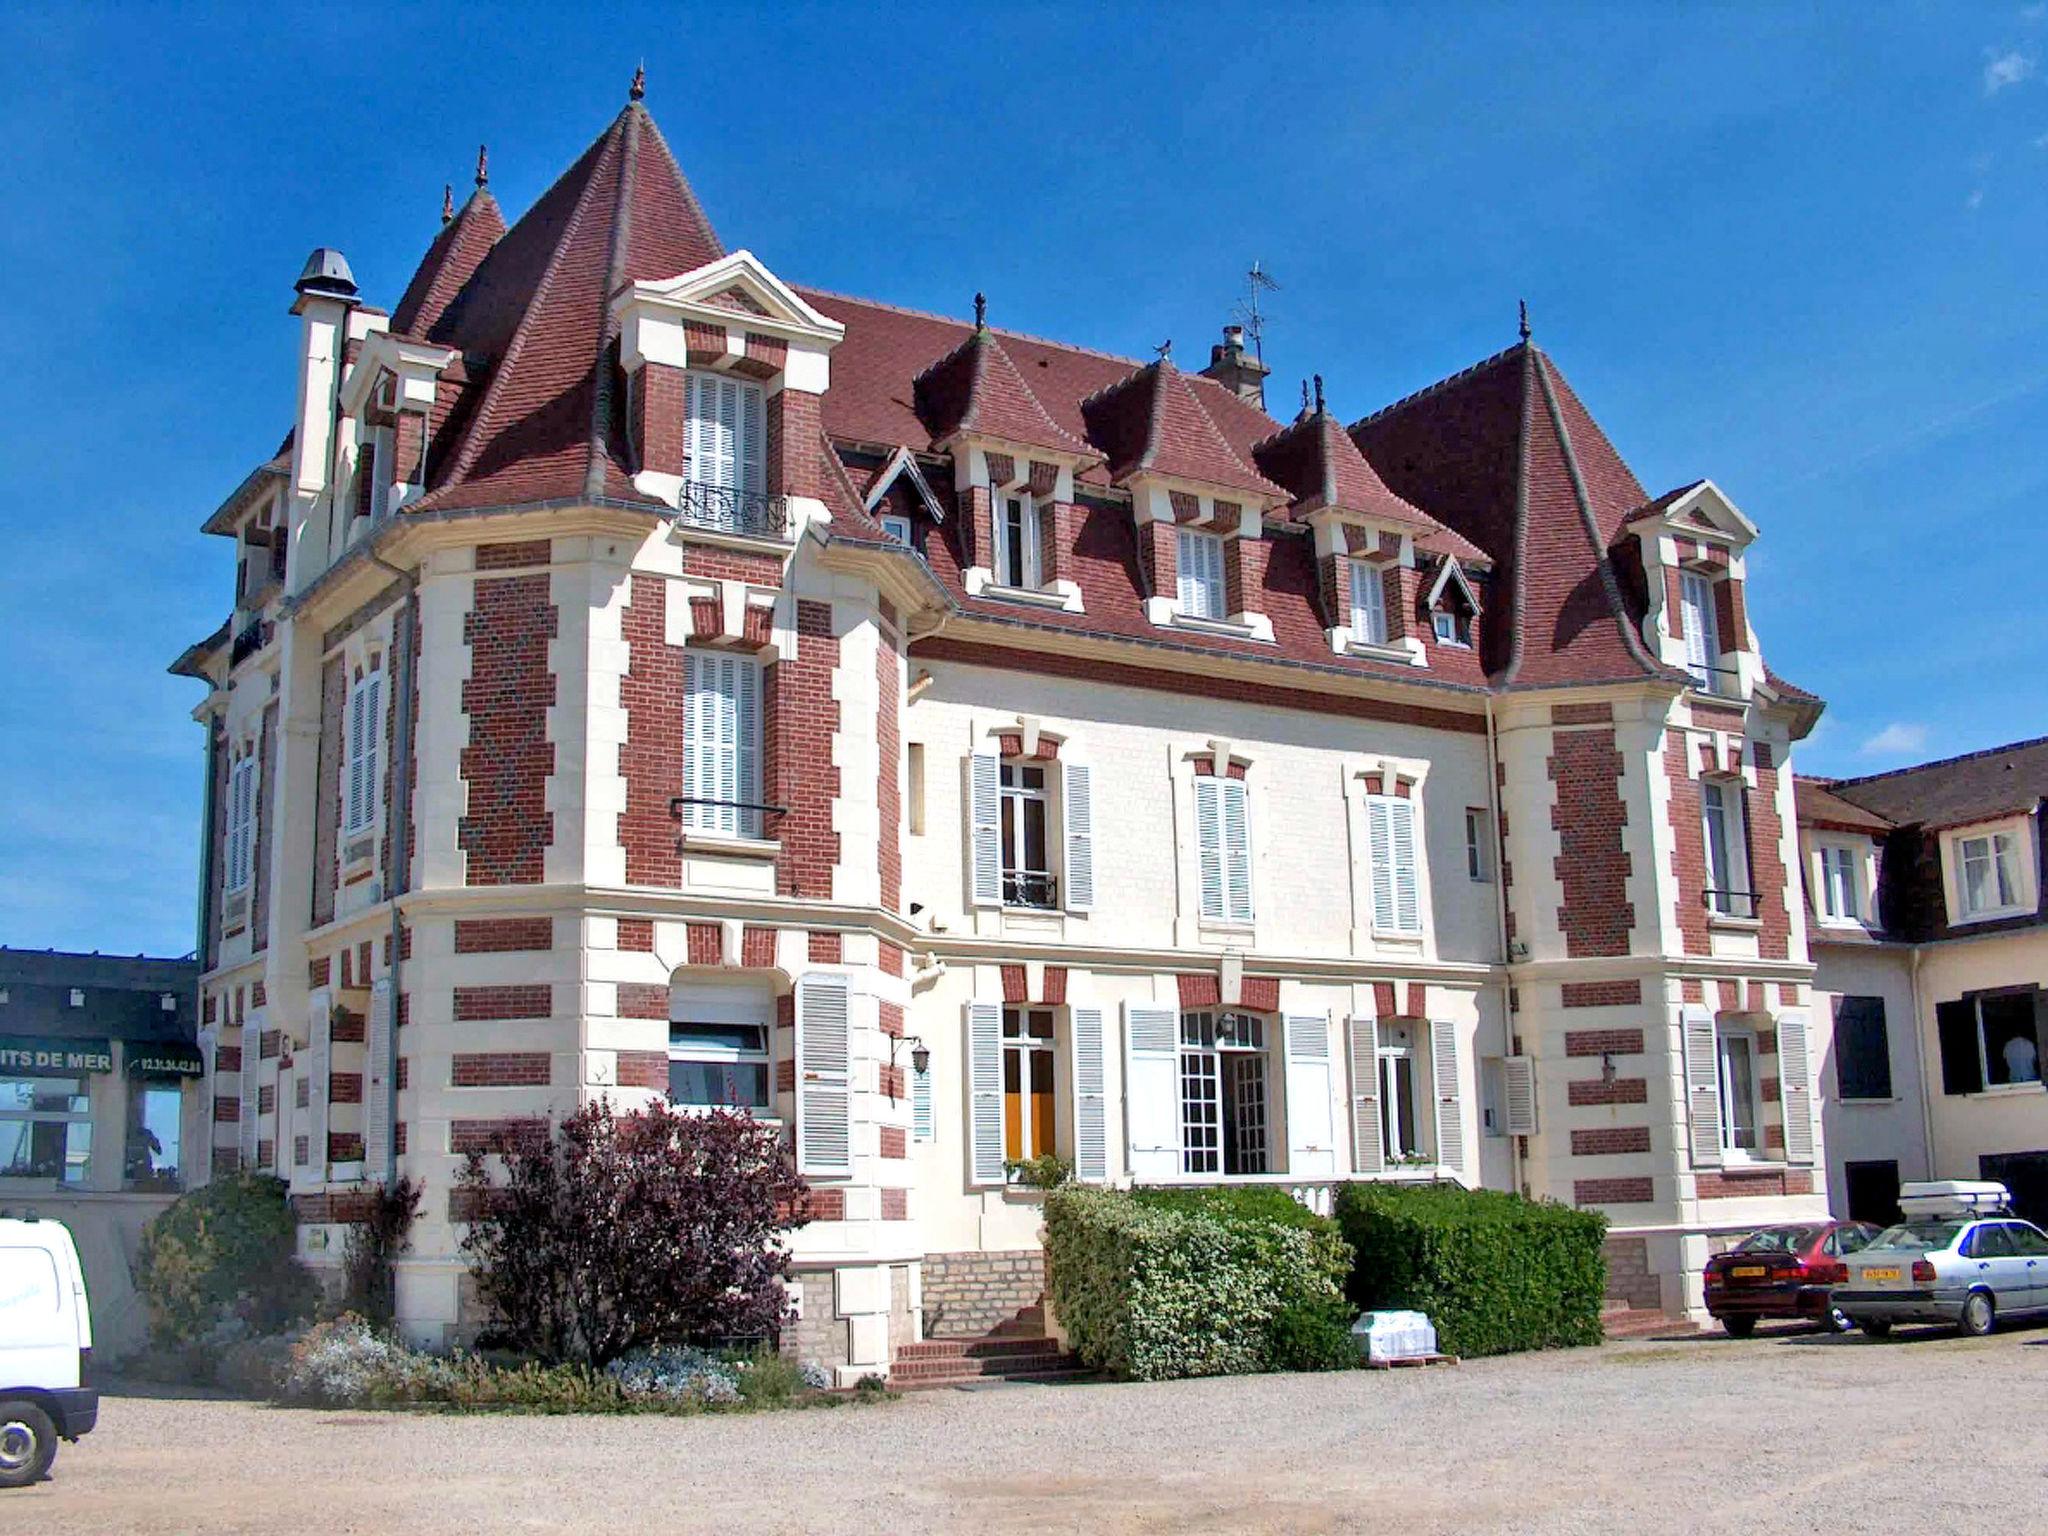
[
  {"xmin": 1003, "ymin": 869, "xmax": 1059, "ymax": 911},
  {"xmin": 1703, "ymin": 888, "xmax": 1758, "ymax": 920},
  {"xmin": 675, "ymin": 481, "xmax": 790, "ymax": 542}
]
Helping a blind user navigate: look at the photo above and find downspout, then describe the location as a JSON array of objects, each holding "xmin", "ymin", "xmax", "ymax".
[
  {"xmin": 196, "ymin": 712, "xmax": 223, "ymax": 964},
  {"xmin": 370, "ymin": 547, "xmax": 418, "ymax": 1189},
  {"xmin": 1909, "ymin": 941, "xmax": 1935, "ymax": 1181},
  {"xmin": 1484, "ymin": 693, "xmax": 1521, "ymax": 1195}
]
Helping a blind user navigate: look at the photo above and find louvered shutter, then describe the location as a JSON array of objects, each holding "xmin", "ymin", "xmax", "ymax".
[
  {"xmin": 1062, "ymin": 761, "xmax": 1094, "ymax": 911},
  {"xmin": 733, "ymin": 658, "xmax": 760, "ymax": 838},
  {"xmin": 685, "ymin": 373, "xmax": 707, "ymax": 488},
  {"xmin": 306, "ymin": 991, "xmax": 332, "ymax": 1174},
  {"xmin": 714, "ymin": 657, "xmax": 739, "ymax": 834},
  {"xmin": 1348, "ymin": 1016, "xmax": 1384, "ymax": 1175},
  {"xmin": 966, "ymin": 1001, "xmax": 1004, "ymax": 1186},
  {"xmin": 1122, "ymin": 1004, "xmax": 1180, "ymax": 1180},
  {"xmin": 712, "ymin": 377, "xmax": 740, "ymax": 496},
  {"xmin": 1367, "ymin": 798, "xmax": 1396, "ymax": 931},
  {"xmin": 682, "ymin": 653, "xmax": 706, "ymax": 831},
  {"xmin": 1681, "ymin": 571, "xmax": 1716, "ymax": 674},
  {"xmin": 1389, "ymin": 799, "xmax": 1421, "ymax": 933},
  {"xmin": 364, "ymin": 977, "xmax": 393, "ymax": 1182},
  {"xmin": 1683, "ymin": 1004, "xmax": 1724, "ymax": 1168},
  {"xmin": 238, "ymin": 1021, "xmax": 260, "ymax": 1165},
  {"xmin": 1430, "ymin": 1020, "xmax": 1466, "ymax": 1179},
  {"xmin": 739, "ymin": 381, "xmax": 765, "ymax": 496},
  {"xmin": 1072, "ymin": 1006, "xmax": 1107, "ymax": 1181},
  {"xmin": 1221, "ymin": 779, "xmax": 1253, "ymax": 921},
  {"xmin": 912, "ymin": 1062, "xmax": 934, "ymax": 1142},
  {"xmin": 362, "ymin": 674, "xmax": 383, "ymax": 824},
  {"xmin": 1776, "ymin": 1009, "xmax": 1816, "ymax": 1166},
  {"xmin": 967, "ymin": 752, "xmax": 1001, "ymax": 907},
  {"xmin": 1194, "ymin": 777, "xmax": 1225, "ymax": 919},
  {"xmin": 1350, "ymin": 562, "xmax": 1387, "ymax": 645},
  {"xmin": 1284, "ymin": 1013, "xmax": 1337, "ymax": 1177},
  {"xmin": 346, "ymin": 682, "xmax": 366, "ymax": 831},
  {"xmin": 794, "ymin": 973, "xmax": 851, "ymax": 1177},
  {"xmin": 1502, "ymin": 1055, "xmax": 1538, "ymax": 1136}
]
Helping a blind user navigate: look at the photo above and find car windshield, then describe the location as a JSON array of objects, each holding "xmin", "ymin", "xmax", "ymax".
[
  {"xmin": 1866, "ymin": 1220, "xmax": 1965, "ymax": 1252},
  {"xmin": 1732, "ymin": 1227, "xmax": 1820, "ymax": 1254}
]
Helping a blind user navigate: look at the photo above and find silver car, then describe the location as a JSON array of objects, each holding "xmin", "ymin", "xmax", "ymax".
[{"xmin": 1835, "ymin": 1216, "xmax": 2048, "ymax": 1337}]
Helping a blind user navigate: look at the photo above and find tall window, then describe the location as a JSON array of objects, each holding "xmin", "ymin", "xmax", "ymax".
[
  {"xmin": 1002, "ymin": 1007, "xmax": 1057, "ymax": 1162},
  {"xmin": 1178, "ymin": 1011, "xmax": 1269, "ymax": 1174},
  {"xmin": 124, "ymin": 1076, "xmax": 184, "ymax": 1190},
  {"xmin": 993, "ymin": 492, "xmax": 1041, "ymax": 589},
  {"xmin": 1680, "ymin": 569, "xmax": 1720, "ymax": 688},
  {"xmin": 1194, "ymin": 774, "xmax": 1253, "ymax": 922},
  {"xmin": 1956, "ymin": 831, "xmax": 2022, "ymax": 918},
  {"xmin": 225, "ymin": 753, "xmax": 258, "ymax": 892},
  {"xmin": 1177, "ymin": 529, "xmax": 1225, "ymax": 619},
  {"xmin": 344, "ymin": 669, "xmax": 383, "ymax": 835},
  {"xmin": 681, "ymin": 652, "xmax": 763, "ymax": 838},
  {"xmin": 684, "ymin": 372, "xmax": 765, "ymax": 500},
  {"xmin": 999, "ymin": 761, "xmax": 1054, "ymax": 908},
  {"xmin": 1717, "ymin": 1025, "xmax": 1761, "ymax": 1154},
  {"xmin": 1833, "ymin": 996, "xmax": 1893, "ymax": 1101},
  {"xmin": 1464, "ymin": 808, "xmax": 1492, "ymax": 883},
  {"xmin": 0, "ymin": 1075, "xmax": 91, "ymax": 1184},
  {"xmin": 1378, "ymin": 1020, "xmax": 1422, "ymax": 1160},
  {"xmin": 1818, "ymin": 844, "xmax": 1861, "ymax": 921},
  {"xmin": 1348, "ymin": 560, "xmax": 1387, "ymax": 645},
  {"xmin": 1701, "ymin": 779, "xmax": 1752, "ymax": 917},
  {"xmin": 1367, "ymin": 794, "xmax": 1422, "ymax": 933}
]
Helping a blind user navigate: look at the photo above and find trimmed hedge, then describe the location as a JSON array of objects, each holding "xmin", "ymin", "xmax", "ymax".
[
  {"xmin": 1334, "ymin": 1182, "xmax": 1606, "ymax": 1357},
  {"xmin": 1044, "ymin": 1187, "xmax": 1354, "ymax": 1380}
]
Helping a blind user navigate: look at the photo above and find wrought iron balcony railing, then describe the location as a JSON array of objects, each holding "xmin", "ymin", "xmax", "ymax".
[
  {"xmin": 1703, "ymin": 888, "xmax": 1759, "ymax": 920},
  {"xmin": 675, "ymin": 481, "xmax": 790, "ymax": 541},
  {"xmin": 1003, "ymin": 870, "xmax": 1059, "ymax": 910},
  {"xmin": 1687, "ymin": 662, "xmax": 1742, "ymax": 699}
]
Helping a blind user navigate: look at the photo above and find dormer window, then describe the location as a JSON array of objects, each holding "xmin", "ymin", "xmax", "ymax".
[
  {"xmin": 880, "ymin": 512, "xmax": 913, "ymax": 548},
  {"xmin": 683, "ymin": 372, "xmax": 766, "ymax": 532},
  {"xmin": 1432, "ymin": 610, "xmax": 1470, "ymax": 647},
  {"xmin": 1956, "ymin": 830, "xmax": 2022, "ymax": 919},
  {"xmin": 1817, "ymin": 843, "xmax": 1862, "ymax": 923},
  {"xmin": 993, "ymin": 492, "xmax": 1042, "ymax": 589},
  {"xmin": 1349, "ymin": 560, "xmax": 1388, "ymax": 645},
  {"xmin": 1702, "ymin": 778, "xmax": 1755, "ymax": 918},
  {"xmin": 1177, "ymin": 529, "xmax": 1225, "ymax": 619},
  {"xmin": 1679, "ymin": 569, "xmax": 1727, "ymax": 692}
]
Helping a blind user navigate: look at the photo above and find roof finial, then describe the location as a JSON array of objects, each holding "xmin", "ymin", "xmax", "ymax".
[
  {"xmin": 475, "ymin": 145, "xmax": 489, "ymax": 190},
  {"xmin": 630, "ymin": 62, "xmax": 646, "ymax": 102},
  {"xmin": 441, "ymin": 183, "xmax": 454, "ymax": 225},
  {"xmin": 1154, "ymin": 338, "xmax": 1173, "ymax": 363},
  {"xmin": 1300, "ymin": 379, "xmax": 1311, "ymax": 412},
  {"xmin": 1313, "ymin": 373, "xmax": 1325, "ymax": 416},
  {"xmin": 1518, "ymin": 298, "xmax": 1531, "ymax": 343},
  {"xmin": 973, "ymin": 291, "xmax": 987, "ymax": 331}
]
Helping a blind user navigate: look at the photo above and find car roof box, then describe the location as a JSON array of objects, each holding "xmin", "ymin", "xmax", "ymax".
[{"xmin": 1898, "ymin": 1180, "xmax": 2011, "ymax": 1218}]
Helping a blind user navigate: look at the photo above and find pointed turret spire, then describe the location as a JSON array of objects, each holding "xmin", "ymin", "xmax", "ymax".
[
  {"xmin": 973, "ymin": 291, "xmax": 987, "ymax": 331},
  {"xmin": 475, "ymin": 144, "xmax": 489, "ymax": 190},
  {"xmin": 1518, "ymin": 298, "xmax": 1531, "ymax": 343},
  {"xmin": 441, "ymin": 183, "xmax": 454, "ymax": 225},
  {"xmin": 630, "ymin": 62, "xmax": 645, "ymax": 101},
  {"xmin": 1313, "ymin": 373, "xmax": 1325, "ymax": 417}
]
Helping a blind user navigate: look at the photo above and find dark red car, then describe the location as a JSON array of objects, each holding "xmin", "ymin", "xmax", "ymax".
[{"xmin": 1704, "ymin": 1221, "xmax": 1885, "ymax": 1335}]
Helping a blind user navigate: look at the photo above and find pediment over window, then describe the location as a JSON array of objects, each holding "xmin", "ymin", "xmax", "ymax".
[
  {"xmin": 862, "ymin": 446, "xmax": 946, "ymax": 522},
  {"xmin": 1626, "ymin": 478, "xmax": 1756, "ymax": 547},
  {"xmin": 615, "ymin": 250, "xmax": 846, "ymax": 349}
]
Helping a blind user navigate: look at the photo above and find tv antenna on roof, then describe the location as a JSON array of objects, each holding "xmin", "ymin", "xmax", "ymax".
[{"xmin": 1233, "ymin": 260, "xmax": 1281, "ymax": 364}]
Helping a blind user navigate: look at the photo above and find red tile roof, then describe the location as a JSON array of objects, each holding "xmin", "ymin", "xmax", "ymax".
[
  {"xmin": 391, "ymin": 189, "xmax": 507, "ymax": 338},
  {"xmin": 1251, "ymin": 408, "xmax": 1477, "ymax": 554},
  {"xmin": 1794, "ymin": 776, "xmax": 1895, "ymax": 834},
  {"xmin": 912, "ymin": 326, "xmax": 1094, "ymax": 460},
  {"xmin": 1080, "ymin": 356, "xmax": 1284, "ymax": 500}
]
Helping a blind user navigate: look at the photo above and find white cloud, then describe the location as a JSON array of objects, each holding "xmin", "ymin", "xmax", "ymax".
[
  {"xmin": 1861, "ymin": 722, "xmax": 1929, "ymax": 757},
  {"xmin": 2035, "ymin": 130, "xmax": 2048, "ymax": 148},
  {"xmin": 1984, "ymin": 48, "xmax": 2037, "ymax": 94},
  {"xmin": 1967, "ymin": 186, "xmax": 1987, "ymax": 210}
]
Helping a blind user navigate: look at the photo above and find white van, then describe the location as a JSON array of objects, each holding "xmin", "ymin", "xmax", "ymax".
[{"xmin": 0, "ymin": 1216, "xmax": 97, "ymax": 1487}]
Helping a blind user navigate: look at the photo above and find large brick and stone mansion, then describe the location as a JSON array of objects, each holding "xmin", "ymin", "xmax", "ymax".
[{"xmin": 174, "ymin": 83, "xmax": 1831, "ymax": 1376}]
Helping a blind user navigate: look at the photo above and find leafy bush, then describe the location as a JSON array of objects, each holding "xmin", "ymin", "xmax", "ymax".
[
  {"xmin": 605, "ymin": 1344, "xmax": 741, "ymax": 1405},
  {"xmin": 134, "ymin": 1172, "xmax": 317, "ymax": 1346},
  {"xmin": 1334, "ymin": 1182, "xmax": 1607, "ymax": 1358},
  {"xmin": 342, "ymin": 1177, "xmax": 422, "ymax": 1325},
  {"xmin": 1044, "ymin": 1187, "xmax": 1354, "ymax": 1381},
  {"xmin": 1004, "ymin": 1154, "xmax": 1074, "ymax": 1190},
  {"xmin": 456, "ymin": 1098, "xmax": 811, "ymax": 1368},
  {"xmin": 1130, "ymin": 1183, "xmax": 1337, "ymax": 1233}
]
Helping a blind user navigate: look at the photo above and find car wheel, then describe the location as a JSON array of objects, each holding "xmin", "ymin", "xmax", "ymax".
[
  {"xmin": 1825, "ymin": 1306, "xmax": 1855, "ymax": 1334},
  {"xmin": 1960, "ymin": 1290, "xmax": 1996, "ymax": 1338},
  {"xmin": 1721, "ymin": 1315, "xmax": 1757, "ymax": 1338},
  {"xmin": 0, "ymin": 1400, "xmax": 57, "ymax": 1489},
  {"xmin": 1857, "ymin": 1318, "xmax": 1893, "ymax": 1338}
]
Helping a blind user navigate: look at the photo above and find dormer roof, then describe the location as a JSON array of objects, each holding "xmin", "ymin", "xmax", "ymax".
[
  {"xmin": 391, "ymin": 187, "xmax": 507, "ymax": 338},
  {"xmin": 913, "ymin": 326, "xmax": 1094, "ymax": 460},
  {"xmin": 1253, "ymin": 409, "xmax": 1434, "ymax": 530},
  {"xmin": 1081, "ymin": 356, "xmax": 1284, "ymax": 501}
]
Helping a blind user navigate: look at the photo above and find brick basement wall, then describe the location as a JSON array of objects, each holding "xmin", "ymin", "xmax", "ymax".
[
  {"xmin": 921, "ymin": 1250, "xmax": 1046, "ymax": 1339},
  {"xmin": 1549, "ymin": 726, "xmax": 1634, "ymax": 957},
  {"xmin": 459, "ymin": 566, "xmax": 556, "ymax": 885},
  {"xmin": 1603, "ymin": 1235, "xmax": 1662, "ymax": 1310}
]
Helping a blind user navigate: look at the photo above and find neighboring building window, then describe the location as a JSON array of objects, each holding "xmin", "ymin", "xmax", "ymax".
[
  {"xmin": 684, "ymin": 372, "xmax": 765, "ymax": 497},
  {"xmin": 1002, "ymin": 1007, "xmax": 1057, "ymax": 1163},
  {"xmin": 225, "ymin": 753, "xmax": 258, "ymax": 892},
  {"xmin": 1680, "ymin": 569, "xmax": 1720, "ymax": 688},
  {"xmin": 124, "ymin": 1076, "xmax": 184, "ymax": 1190},
  {"xmin": 681, "ymin": 652, "xmax": 763, "ymax": 839},
  {"xmin": 666, "ymin": 989, "xmax": 773, "ymax": 1112},
  {"xmin": 1367, "ymin": 793, "xmax": 1422, "ymax": 933},
  {"xmin": 0, "ymin": 1075, "xmax": 92, "ymax": 1184},
  {"xmin": 1833, "ymin": 996, "xmax": 1893, "ymax": 1100},
  {"xmin": 1464, "ymin": 808, "xmax": 1492, "ymax": 883},
  {"xmin": 1701, "ymin": 779, "xmax": 1753, "ymax": 917},
  {"xmin": 1348, "ymin": 560, "xmax": 1387, "ymax": 645},
  {"xmin": 1817, "ymin": 843, "xmax": 1861, "ymax": 922},
  {"xmin": 1178, "ymin": 1011, "xmax": 1270, "ymax": 1175},
  {"xmin": 999, "ymin": 761, "xmax": 1055, "ymax": 909},
  {"xmin": 1717, "ymin": 1023, "xmax": 1761, "ymax": 1154},
  {"xmin": 1194, "ymin": 773, "xmax": 1253, "ymax": 922},
  {"xmin": 1955, "ymin": 830, "xmax": 2022, "ymax": 918},
  {"xmin": 1937, "ymin": 990, "xmax": 2044, "ymax": 1094},
  {"xmin": 1177, "ymin": 529, "xmax": 1225, "ymax": 619},
  {"xmin": 880, "ymin": 512, "xmax": 913, "ymax": 547},
  {"xmin": 1378, "ymin": 1020, "xmax": 1423, "ymax": 1160},
  {"xmin": 993, "ymin": 492, "xmax": 1041, "ymax": 589},
  {"xmin": 344, "ymin": 669, "xmax": 384, "ymax": 835},
  {"xmin": 1431, "ymin": 608, "xmax": 1470, "ymax": 647}
]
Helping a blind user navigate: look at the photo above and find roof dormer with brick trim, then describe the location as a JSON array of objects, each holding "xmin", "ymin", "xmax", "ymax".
[
  {"xmin": 1625, "ymin": 479, "xmax": 1760, "ymax": 705},
  {"xmin": 336, "ymin": 328, "xmax": 461, "ymax": 529}
]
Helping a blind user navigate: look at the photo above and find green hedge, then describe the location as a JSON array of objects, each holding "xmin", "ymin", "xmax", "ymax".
[
  {"xmin": 1044, "ymin": 1187, "xmax": 1354, "ymax": 1380},
  {"xmin": 1333, "ymin": 1182, "xmax": 1606, "ymax": 1357},
  {"xmin": 134, "ymin": 1172, "xmax": 317, "ymax": 1346}
]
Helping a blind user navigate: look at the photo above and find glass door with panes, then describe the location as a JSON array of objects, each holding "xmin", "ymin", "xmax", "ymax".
[
  {"xmin": 1378, "ymin": 1021, "xmax": 1421, "ymax": 1161},
  {"xmin": 999, "ymin": 761, "xmax": 1054, "ymax": 908},
  {"xmin": 1002, "ymin": 1008, "xmax": 1057, "ymax": 1163},
  {"xmin": 1178, "ymin": 1011, "xmax": 1270, "ymax": 1175}
]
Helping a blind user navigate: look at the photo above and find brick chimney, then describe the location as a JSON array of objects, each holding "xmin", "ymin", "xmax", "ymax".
[{"xmin": 1201, "ymin": 323, "xmax": 1270, "ymax": 408}]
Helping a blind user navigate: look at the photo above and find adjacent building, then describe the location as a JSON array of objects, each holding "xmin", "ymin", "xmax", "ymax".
[
  {"xmin": 173, "ymin": 85, "xmax": 1832, "ymax": 1378},
  {"xmin": 1799, "ymin": 738, "xmax": 2048, "ymax": 1226}
]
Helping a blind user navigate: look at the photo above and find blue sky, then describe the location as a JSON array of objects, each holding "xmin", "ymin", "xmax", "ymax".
[{"xmin": 1, "ymin": 3, "xmax": 2043, "ymax": 956}]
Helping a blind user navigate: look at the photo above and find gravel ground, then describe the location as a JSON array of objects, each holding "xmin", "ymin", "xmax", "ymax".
[{"xmin": 20, "ymin": 1324, "xmax": 2048, "ymax": 1535}]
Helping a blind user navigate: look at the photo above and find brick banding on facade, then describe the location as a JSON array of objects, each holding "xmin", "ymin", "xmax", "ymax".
[
  {"xmin": 1575, "ymin": 1177, "xmax": 1655, "ymax": 1206},
  {"xmin": 452, "ymin": 984, "xmax": 551, "ymax": 1022},
  {"xmin": 451, "ymin": 1052, "xmax": 551, "ymax": 1088},
  {"xmin": 449, "ymin": 1117, "xmax": 546, "ymax": 1154},
  {"xmin": 1571, "ymin": 1126, "xmax": 1652, "ymax": 1156},
  {"xmin": 1549, "ymin": 726, "xmax": 1634, "ymax": 957},
  {"xmin": 1564, "ymin": 1028, "xmax": 1646, "ymax": 1057},
  {"xmin": 1559, "ymin": 979, "xmax": 1642, "ymax": 1009},
  {"xmin": 616, "ymin": 983, "xmax": 669, "ymax": 1020},
  {"xmin": 1698, "ymin": 1168, "xmax": 1812, "ymax": 1199},
  {"xmin": 741, "ymin": 926, "xmax": 776, "ymax": 967},
  {"xmin": 773, "ymin": 600, "xmax": 841, "ymax": 899},
  {"xmin": 879, "ymin": 1126, "xmax": 907, "ymax": 1158},
  {"xmin": 807, "ymin": 931, "xmax": 843, "ymax": 964},
  {"xmin": 617, "ymin": 1051, "xmax": 667, "ymax": 1090},
  {"xmin": 329, "ymin": 1072, "xmax": 364, "ymax": 1105},
  {"xmin": 617, "ymin": 917, "xmax": 655, "ymax": 952},
  {"xmin": 454, "ymin": 917, "xmax": 554, "ymax": 953},
  {"xmin": 1567, "ymin": 1076, "xmax": 1648, "ymax": 1106}
]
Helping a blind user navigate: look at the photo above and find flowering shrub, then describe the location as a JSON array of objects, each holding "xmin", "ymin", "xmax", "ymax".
[
  {"xmin": 283, "ymin": 1314, "xmax": 440, "ymax": 1405},
  {"xmin": 799, "ymin": 1360, "xmax": 832, "ymax": 1392},
  {"xmin": 604, "ymin": 1345, "xmax": 742, "ymax": 1405}
]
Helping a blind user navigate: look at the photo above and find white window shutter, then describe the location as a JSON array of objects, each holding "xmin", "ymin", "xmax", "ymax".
[
  {"xmin": 739, "ymin": 381, "xmax": 765, "ymax": 496},
  {"xmin": 685, "ymin": 373, "xmax": 705, "ymax": 484},
  {"xmin": 1351, "ymin": 561, "xmax": 1387, "ymax": 645},
  {"xmin": 1390, "ymin": 799, "xmax": 1420, "ymax": 933},
  {"xmin": 1072, "ymin": 1006, "xmax": 1107, "ymax": 1182},
  {"xmin": 1062, "ymin": 761, "xmax": 1095, "ymax": 911},
  {"xmin": 364, "ymin": 674, "xmax": 383, "ymax": 821},
  {"xmin": 733, "ymin": 658, "xmax": 760, "ymax": 838},
  {"xmin": 1367, "ymin": 798, "xmax": 1396, "ymax": 931},
  {"xmin": 1777, "ymin": 1009, "xmax": 1817, "ymax": 1166},
  {"xmin": 1194, "ymin": 777, "xmax": 1225, "ymax": 919},
  {"xmin": 346, "ymin": 683, "xmax": 366, "ymax": 831},
  {"xmin": 1502, "ymin": 1055, "xmax": 1538, "ymax": 1136},
  {"xmin": 713, "ymin": 376, "xmax": 739, "ymax": 494},
  {"xmin": 364, "ymin": 978, "xmax": 393, "ymax": 1182},
  {"xmin": 912, "ymin": 1062, "xmax": 934, "ymax": 1142},
  {"xmin": 682, "ymin": 653, "xmax": 705, "ymax": 830},
  {"xmin": 967, "ymin": 752, "xmax": 1001, "ymax": 907},
  {"xmin": 1122, "ymin": 1004, "xmax": 1180, "ymax": 1181},
  {"xmin": 238, "ymin": 1021, "xmax": 261, "ymax": 1165},
  {"xmin": 1430, "ymin": 1020, "xmax": 1466, "ymax": 1180},
  {"xmin": 966, "ymin": 1001, "xmax": 1004, "ymax": 1186},
  {"xmin": 794, "ymin": 973, "xmax": 852, "ymax": 1178},
  {"xmin": 1348, "ymin": 1016, "xmax": 1384, "ymax": 1175},
  {"xmin": 1283, "ymin": 1013, "xmax": 1337, "ymax": 1178},
  {"xmin": 1683, "ymin": 1004, "xmax": 1724, "ymax": 1169},
  {"xmin": 1222, "ymin": 780, "xmax": 1253, "ymax": 921}
]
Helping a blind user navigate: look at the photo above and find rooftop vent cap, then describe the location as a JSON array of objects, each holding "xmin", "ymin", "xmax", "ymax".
[{"xmin": 295, "ymin": 248, "xmax": 359, "ymax": 301}]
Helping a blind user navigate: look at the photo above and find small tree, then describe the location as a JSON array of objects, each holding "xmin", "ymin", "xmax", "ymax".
[
  {"xmin": 134, "ymin": 1171, "xmax": 317, "ymax": 1345},
  {"xmin": 456, "ymin": 1099, "xmax": 810, "ymax": 1368}
]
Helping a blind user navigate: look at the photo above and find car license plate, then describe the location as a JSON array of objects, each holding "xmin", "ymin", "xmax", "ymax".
[
  {"xmin": 1732, "ymin": 1265, "xmax": 1767, "ymax": 1278},
  {"xmin": 1862, "ymin": 1266, "xmax": 1901, "ymax": 1282}
]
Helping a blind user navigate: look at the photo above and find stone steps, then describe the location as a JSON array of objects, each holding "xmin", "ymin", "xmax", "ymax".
[
  {"xmin": 1600, "ymin": 1303, "xmax": 1705, "ymax": 1341},
  {"xmin": 886, "ymin": 1321, "xmax": 1088, "ymax": 1389}
]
